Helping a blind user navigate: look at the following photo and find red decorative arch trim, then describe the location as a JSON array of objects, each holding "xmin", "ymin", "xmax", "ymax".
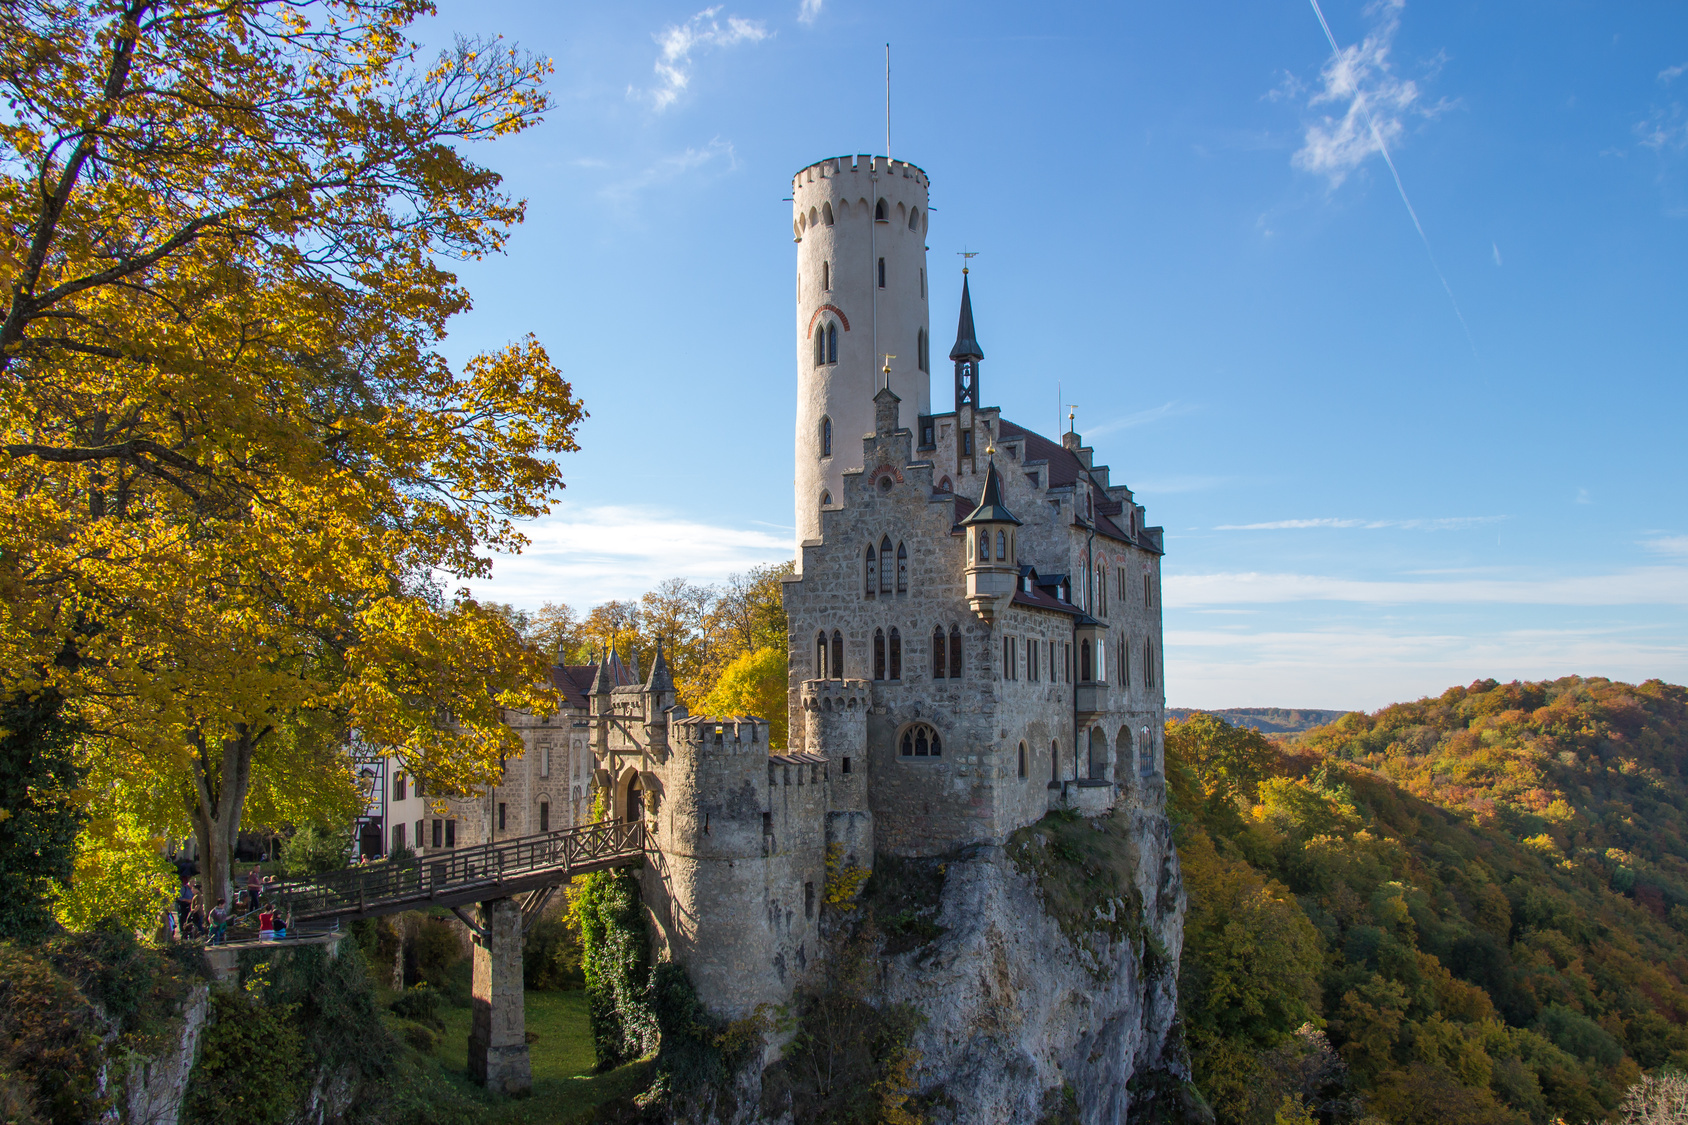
[{"xmin": 807, "ymin": 304, "xmax": 852, "ymax": 338}]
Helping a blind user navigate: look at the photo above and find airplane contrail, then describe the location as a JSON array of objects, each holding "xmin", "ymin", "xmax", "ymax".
[{"xmin": 1307, "ymin": 0, "xmax": 1478, "ymax": 357}]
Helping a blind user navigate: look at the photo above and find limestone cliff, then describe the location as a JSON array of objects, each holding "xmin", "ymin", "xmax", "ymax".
[{"xmin": 875, "ymin": 807, "xmax": 1188, "ymax": 1124}]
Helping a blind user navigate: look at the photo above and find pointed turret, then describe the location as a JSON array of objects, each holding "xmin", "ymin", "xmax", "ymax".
[
  {"xmin": 961, "ymin": 458, "xmax": 1020, "ymax": 622},
  {"xmin": 592, "ymin": 652, "xmax": 614, "ymax": 696},
  {"xmin": 951, "ymin": 272, "xmax": 983, "ymax": 412},
  {"xmin": 645, "ymin": 639, "xmax": 674, "ymax": 694},
  {"xmin": 960, "ymin": 460, "xmax": 1021, "ymax": 527},
  {"xmin": 949, "ymin": 273, "xmax": 984, "ymax": 362}
]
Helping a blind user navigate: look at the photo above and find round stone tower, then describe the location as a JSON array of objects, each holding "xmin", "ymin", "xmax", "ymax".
[{"xmin": 792, "ymin": 155, "xmax": 932, "ymax": 550}]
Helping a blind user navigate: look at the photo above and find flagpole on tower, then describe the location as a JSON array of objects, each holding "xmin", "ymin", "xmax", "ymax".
[{"xmin": 885, "ymin": 43, "xmax": 891, "ymax": 162}]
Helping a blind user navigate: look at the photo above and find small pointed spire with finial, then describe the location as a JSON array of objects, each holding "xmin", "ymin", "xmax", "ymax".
[
  {"xmin": 960, "ymin": 459, "xmax": 1021, "ymax": 526},
  {"xmin": 645, "ymin": 638, "xmax": 674, "ymax": 695}
]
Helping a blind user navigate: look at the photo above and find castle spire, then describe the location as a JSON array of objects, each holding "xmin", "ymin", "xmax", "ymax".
[
  {"xmin": 961, "ymin": 459, "xmax": 1020, "ymax": 527},
  {"xmin": 592, "ymin": 650, "xmax": 614, "ymax": 696},
  {"xmin": 645, "ymin": 638, "xmax": 674, "ymax": 694},
  {"xmin": 951, "ymin": 272, "xmax": 983, "ymax": 410}
]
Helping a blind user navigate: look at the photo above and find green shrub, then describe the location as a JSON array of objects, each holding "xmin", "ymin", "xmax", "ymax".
[
  {"xmin": 185, "ymin": 987, "xmax": 306, "ymax": 1125},
  {"xmin": 390, "ymin": 983, "xmax": 443, "ymax": 1029},
  {"xmin": 413, "ymin": 915, "xmax": 465, "ymax": 991},
  {"xmin": 0, "ymin": 945, "xmax": 107, "ymax": 1125},
  {"xmin": 280, "ymin": 823, "xmax": 351, "ymax": 878},
  {"xmin": 0, "ymin": 689, "xmax": 86, "ymax": 941},
  {"xmin": 525, "ymin": 913, "xmax": 585, "ymax": 990},
  {"xmin": 571, "ymin": 868, "xmax": 658, "ymax": 1070},
  {"xmin": 401, "ymin": 1022, "xmax": 439, "ymax": 1054}
]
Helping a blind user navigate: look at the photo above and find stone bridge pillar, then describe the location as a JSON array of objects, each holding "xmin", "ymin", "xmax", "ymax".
[{"xmin": 469, "ymin": 897, "xmax": 531, "ymax": 1095}]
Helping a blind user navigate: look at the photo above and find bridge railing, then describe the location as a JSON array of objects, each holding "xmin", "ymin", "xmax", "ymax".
[{"xmin": 268, "ymin": 818, "xmax": 645, "ymax": 921}]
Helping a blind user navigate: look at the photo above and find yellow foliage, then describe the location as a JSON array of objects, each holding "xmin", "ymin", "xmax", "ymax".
[
  {"xmin": 824, "ymin": 842, "xmax": 871, "ymax": 909},
  {"xmin": 1274, "ymin": 1093, "xmax": 1318, "ymax": 1125},
  {"xmin": 699, "ymin": 646, "xmax": 789, "ymax": 749},
  {"xmin": 53, "ymin": 812, "xmax": 176, "ymax": 935}
]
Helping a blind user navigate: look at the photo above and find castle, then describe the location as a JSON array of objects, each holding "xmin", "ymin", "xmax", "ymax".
[{"xmin": 579, "ymin": 154, "xmax": 1169, "ymax": 1020}]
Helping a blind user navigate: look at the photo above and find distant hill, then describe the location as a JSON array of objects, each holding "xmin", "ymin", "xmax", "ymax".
[{"xmin": 1165, "ymin": 706, "xmax": 1350, "ymax": 734}]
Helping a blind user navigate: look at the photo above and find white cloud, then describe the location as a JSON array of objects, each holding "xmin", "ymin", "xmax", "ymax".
[
  {"xmin": 598, "ymin": 139, "xmax": 738, "ymax": 206},
  {"xmin": 460, "ymin": 503, "xmax": 794, "ymax": 609},
  {"xmin": 1214, "ymin": 516, "xmax": 1504, "ymax": 531},
  {"xmin": 1661, "ymin": 62, "xmax": 1687, "ymax": 83},
  {"xmin": 798, "ymin": 0, "xmax": 823, "ymax": 25},
  {"xmin": 1166, "ymin": 621, "xmax": 1688, "ymax": 710},
  {"xmin": 639, "ymin": 7, "xmax": 770, "ymax": 111},
  {"xmin": 1084, "ymin": 400, "xmax": 1196, "ymax": 439},
  {"xmin": 1492, "ymin": 242, "xmax": 1502, "ymax": 265},
  {"xmin": 1165, "ymin": 567, "xmax": 1688, "ymax": 608},
  {"xmin": 1643, "ymin": 534, "xmax": 1688, "ymax": 558},
  {"xmin": 1293, "ymin": 0, "xmax": 1432, "ymax": 186}
]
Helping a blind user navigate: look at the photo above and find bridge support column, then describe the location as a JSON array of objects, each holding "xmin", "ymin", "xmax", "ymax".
[{"xmin": 469, "ymin": 897, "xmax": 531, "ymax": 1096}]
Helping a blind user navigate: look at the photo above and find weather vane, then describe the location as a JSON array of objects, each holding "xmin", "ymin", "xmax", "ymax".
[
  {"xmin": 958, "ymin": 249, "xmax": 979, "ymax": 274},
  {"xmin": 1067, "ymin": 404, "xmax": 1078, "ymax": 434},
  {"xmin": 881, "ymin": 354, "xmax": 896, "ymax": 389}
]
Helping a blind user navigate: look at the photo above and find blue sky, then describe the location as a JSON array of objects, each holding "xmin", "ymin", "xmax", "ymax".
[{"xmin": 430, "ymin": 0, "xmax": 1688, "ymax": 710}]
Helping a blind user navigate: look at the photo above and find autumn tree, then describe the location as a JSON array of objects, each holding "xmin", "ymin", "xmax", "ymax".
[{"xmin": 0, "ymin": 0, "xmax": 581, "ymax": 907}]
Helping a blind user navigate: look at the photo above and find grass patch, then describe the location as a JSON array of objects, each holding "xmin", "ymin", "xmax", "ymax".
[
  {"xmin": 399, "ymin": 987, "xmax": 650, "ymax": 1124},
  {"xmin": 1007, "ymin": 808, "xmax": 1145, "ymax": 953}
]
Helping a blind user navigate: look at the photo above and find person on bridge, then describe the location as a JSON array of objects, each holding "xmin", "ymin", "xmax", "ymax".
[
  {"xmin": 175, "ymin": 878, "xmax": 194, "ymax": 939},
  {"xmin": 245, "ymin": 864, "xmax": 268, "ymax": 912}
]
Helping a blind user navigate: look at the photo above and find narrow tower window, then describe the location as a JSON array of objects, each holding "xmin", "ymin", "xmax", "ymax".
[
  {"xmin": 820, "ymin": 416, "xmax": 832, "ymax": 457},
  {"xmin": 865, "ymin": 544, "xmax": 877, "ymax": 596},
  {"xmin": 875, "ymin": 198, "xmax": 887, "ymax": 221},
  {"xmin": 814, "ymin": 326, "xmax": 824, "ymax": 367},
  {"xmin": 920, "ymin": 267, "xmax": 926, "ymax": 299},
  {"xmin": 949, "ymin": 626, "xmax": 963, "ymax": 678},
  {"xmin": 889, "ymin": 628, "xmax": 902, "ymax": 680},
  {"xmin": 917, "ymin": 328, "xmax": 928, "ymax": 372},
  {"xmin": 823, "ymin": 201, "xmax": 834, "ymax": 225},
  {"xmin": 831, "ymin": 630, "xmax": 843, "ymax": 678},
  {"xmin": 1018, "ymin": 743, "xmax": 1027, "ymax": 778},
  {"xmin": 874, "ymin": 629, "xmax": 886, "ymax": 680},
  {"xmin": 879, "ymin": 537, "xmax": 894, "ymax": 594},
  {"xmin": 877, "ymin": 257, "xmax": 886, "ymax": 288},
  {"xmin": 827, "ymin": 322, "xmax": 838, "ymax": 364},
  {"xmin": 1081, "ymin": 640, "xmax": 1092, "ymax": 682},
  {"xmin": 816, "ymin": 631, "xmax": 828, "ymax": 678},
  {"xmin": 896, "ymin": 542, "xmax": 908, "ymax": 592},
  {"xmin": 932, "ymin": 627, "xmax": 946, "ymax": 679},
  {"xmin": 909, "ymin": 206, "xmax": 919, "ymax": 231},
  {"xmin": 820, "ymin": 490, "xmax": 831, "ymax": 508},
  {"xmin": 996, "ymin": 530, "xmax": 1007, "ymax": 560},
  {"xmin": 822, "ymin": 260, "xmax": 830, "ymax": 290},
  {"xmin": 1051, "ymin": 740, "xmax": 1060, "ymax": 783}
]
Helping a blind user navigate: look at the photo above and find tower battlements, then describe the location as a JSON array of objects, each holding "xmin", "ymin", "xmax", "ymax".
[
  {"xmin": 673, "ymin": 714, "xmax": 768, "ymax": 753},
  {"xmin": 792, "ymin": 154, "xmax": 928, "ymax": 190},
  {"xmin": 798, "ymin": 677, "xmax": 871, "ymax": 713}
]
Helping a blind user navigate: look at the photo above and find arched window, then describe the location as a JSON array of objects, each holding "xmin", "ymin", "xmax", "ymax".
[
  {"xmin": 827, "ymin": 322, "xmax": 838, "ymax": 364},
  {"xmin": 816, "ymin": 631, "xmax": 827, "ymax": 678},
  {"xmin": 820, "ymin": 490, "xmax": 831, "ymax": 508},
  {"xmin": 1081, "ymin": 639, "xmax": 1093, "ymax": 682},
  {"xmin": 899, "ymin": 722, "xmax": 942, "ymax": 757},
  {"xmin": 877, "ymin": 257, "xmax": 886, "ymax": 288},
  {"xmin": 896, "ymin": 542, "xmax": 907, "ymax": 592},
  {"xmin": 909, "ymin": 206, "xmax": 919, "ymax": 231},
  {"xmin": 1140, "ymin": 726, "xmax": 1154, "ymax": 776},
  {"xmin": 875, "ymin": 198, "xmax": 887, "ymax": 221},
  {"xmin": 949, "ymin": 626, "xmax": 963, "ymax": 678},
  {"xmin": 889, "ymin": 628, "xmax": 901, "ymax": 680},
  {"xmin": 822, "ymin": 201, "xmax": 834, "ymax": 225},
  {"xmin": 820, "ymin": 416, "xmax": 832, "ymax": 457},
  {"xmin": 873, "ymin": 628, "xmax": 886, "ymax": 680},
  {"xmin": 978, "ymin": 530, "xmax": 989, "ymax": 561},
  {"xmin": 996, "ymin": 530, "xmax": 1007, "ymax": 560},
  {"xmin": 1145, "ymin": 640, "xmax": 1155, "ymax": 688},
  {"xmin": 932, "ymin": 627, "xmax": 946, "ymax": 679},
  {"xmin": 822, "ymin": 260, "xmax": 830, "ymax": 290},
  {"xmin": 879, "ymin": 536, "xmax": 893, "ymax": 594},
  {"xmin": 865, "ymin": 544, "xmax": 877, "ymax": 596},
  {"xmin": 831, "ymin": 630, "xmax": 843, "ymax": 678},
  {"xmin": 1051, "ymin": 739, "xmax": 1060, "ymax": 782},
  {"xmin": 814, "ymin": 326, "xmax": 824, "ymax": 366},
  {"xmin": 938, "ymin": 476, "xmax": 952, "ymax": 493},
  {"xmin": 1018, "ymin": 742, "xmax": 1027, "ymax": 778}
]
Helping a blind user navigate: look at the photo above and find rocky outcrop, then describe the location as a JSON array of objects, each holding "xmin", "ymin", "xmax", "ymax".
[{"xmin": 875, "ymin": 807, "xmax": 1187, "ymax": 1125}]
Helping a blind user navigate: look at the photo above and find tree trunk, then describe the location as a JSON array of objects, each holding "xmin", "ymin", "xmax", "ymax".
[{"xmin": 187, "ymin": 726, "xmax": 259, "ymax": 910}]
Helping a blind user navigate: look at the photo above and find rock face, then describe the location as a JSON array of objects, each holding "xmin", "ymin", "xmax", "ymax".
[{"xmin": 875, "ymin": 808, "xmax": 1187, "ymax": 1124}]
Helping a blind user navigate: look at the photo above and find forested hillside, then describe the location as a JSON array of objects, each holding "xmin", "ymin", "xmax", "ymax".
[{"xmin": 1170, "ymin": 676, "xmax": 1688, "ymax": 1125}]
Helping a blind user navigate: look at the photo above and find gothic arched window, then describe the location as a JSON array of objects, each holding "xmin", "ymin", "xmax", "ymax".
[
  {"xmin": 822, "ymin": 259, "xmax": 830, "ymax": 290},
  {"xmin": 932, "ymin": 627, "xmax": 946, "ymax": 679},
  {"xmin": 1018, "ymin": 742, "xmax": 1027, "ymax": 778},
  {"xmin": 977, "ymin": 530, "xmax": 989, "ymax": 561},
  {"xmin": 827, "ymin": 322, "xmax": 838, "ymax": 364},
  {"xmin": 875, "ymin": 198, "xmax": 887, "ymax": 221},
  {"xmin": 831, "ymin": 630, "xmax": 843, "ymax": 678},
  {"xmin": 896, "ymin": 542, "xmax": 907, "ymax": 592},
  {"xmin": 814, "ymin": 325, "xmax": 824, "ymax": 367},
  {"xmin": 823, "ymin": 202, "xmax": 834, "ymax": 225},
  {"xmin": 996, "ymin": 530, "xmax": 1007, "ymax": 560},
  {"xmin": 949, "ymin": 626, "xmax": 963, "ymax": 679},
  {"xmin": 865, "ymin": 544, "xmax": 877, "ymax": 596},
  {"xmin": 816, "ymin": 631, "xmax": 827, "ymax": 678},
  {"xmin": 879, "ymin": 537, "xmax": 893, "ymax": 594},
  {"xmin": 889, "ymin": 628, "xmax": 901, "ymax": 680},
  {"xmin": 1051, "ymin": 739, "xmax": 1060, "ymax": 782},
  {"xmin": 820, "ymin": 415, "xmax": 832, "ymax": 457},
  {"xmin": 1081, "ymin": 639, "xmax": 1093, "ymax": 682},
  {"xmin": 877, "ymin": 257, "xmax": 886, "ymax": 288},
  {"xmin": 820, "ymin": 490, "xmax": 831, "ymax": 508},
  {"xmin": 873, "ymin": 628, "xmax": 886, "ymax": 681},
  {"xmin": 899, "ymin": 723, "xmax": 941, "ymax": 758},
  {"xmin": 908, "ymin": 206, "xmax": 919, "ymax": 231}
]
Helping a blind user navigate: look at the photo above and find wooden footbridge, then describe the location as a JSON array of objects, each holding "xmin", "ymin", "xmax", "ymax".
[
  {"xmin": 265, "ymin": 819, "xmax": 645, "ymax": 1098},
  {"xmin": 269, "ymin": 818, "xmax": 645, "ymax": 932}
]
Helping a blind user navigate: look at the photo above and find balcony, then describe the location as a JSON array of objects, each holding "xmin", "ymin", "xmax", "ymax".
[{"xmin": 1074, "ymin": 682, "xmax": 1108, "ymax": 715}]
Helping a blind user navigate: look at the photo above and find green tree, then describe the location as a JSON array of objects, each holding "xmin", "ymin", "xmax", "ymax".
[{"xmin": 0, "ymin": 690, "xmax": 85, "ymax": 938}]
